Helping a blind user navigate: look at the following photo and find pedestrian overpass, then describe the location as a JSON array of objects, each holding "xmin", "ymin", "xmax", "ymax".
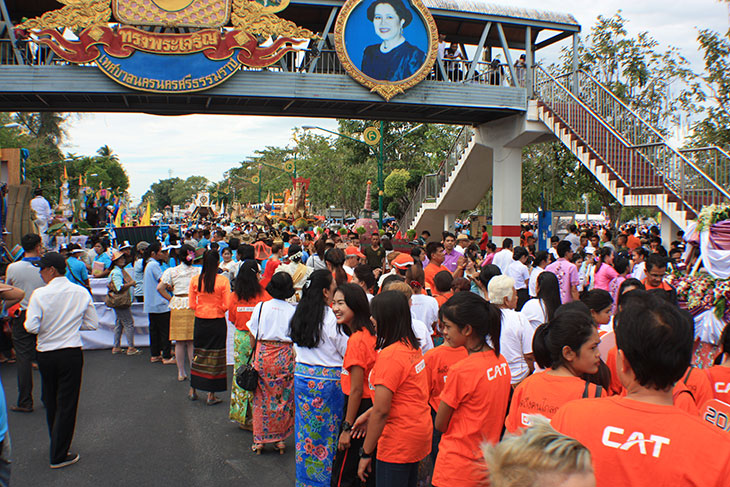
[{"xmin": 2, "ymin": 0, "xmax": 728, "ymax": 243}]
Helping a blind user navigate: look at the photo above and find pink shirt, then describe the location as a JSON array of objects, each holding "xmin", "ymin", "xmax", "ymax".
[
  {"xmin": 593, "ymin": 264, "xmax": 619, "ymax": 291},
  {"xmin": 544, "ymin": 259, "xmax": 579, "ymax": 304}
]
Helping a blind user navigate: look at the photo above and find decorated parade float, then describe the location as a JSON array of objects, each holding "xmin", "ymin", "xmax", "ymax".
[{"xmin": 667, "ymin": 204, "xmax": 730, "ymax": 367}]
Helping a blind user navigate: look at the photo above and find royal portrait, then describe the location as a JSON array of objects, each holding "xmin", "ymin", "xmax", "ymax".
[{"xmin": 335, "ymin": 0, "xmax": 438, "ymax": 100}]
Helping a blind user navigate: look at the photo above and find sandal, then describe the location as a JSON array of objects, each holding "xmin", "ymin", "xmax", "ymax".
[
  {"xmin": 206, "ymin": 396, "xmax": 222, "ymax": 406},
  {"xmin": 251, "ymin": 443, "xmax": 263, "ymax": 455},
  {"xmin": 275, "ymin": 441, "xmax": 286, "ymax": 455},
  {"xmin": 188, "ymin": 391, "xmax": 198, "ymax": 401},
  {"xmin": 111, "ymin": 347, "xmax": 124, "ymax": 355}
]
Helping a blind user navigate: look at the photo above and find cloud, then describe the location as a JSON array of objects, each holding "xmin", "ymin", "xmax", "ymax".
[
  {"xmin": 61, "ymin": 0, "xmax": 728, "ymax": 203},
  {"xmin": 62, "ymin": 114, "xmax": 339, "ymax": 203}
]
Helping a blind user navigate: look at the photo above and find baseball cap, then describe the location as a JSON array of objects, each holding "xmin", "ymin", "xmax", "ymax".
[
  {"xmin": 392, "ymin": 253, "xmax": 415, "ymax": 270},
  {"xmin": 345, "ymin": 246, "xmax": 365, "ymax": 259},
  {"xmin": 136, "ymin": 241, "xmax": 150, "ymax": 252},
  {"xmin": 39, "ymin": 252, "xmax": 66, "ymax": 274}
]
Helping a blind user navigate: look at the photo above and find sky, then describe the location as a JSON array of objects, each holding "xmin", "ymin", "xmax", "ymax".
[{"xmin": 61, "ymin": 0, "xmax": 729, "ymax": 203}]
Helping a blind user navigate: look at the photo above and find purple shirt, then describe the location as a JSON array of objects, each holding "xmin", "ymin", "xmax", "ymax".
[
  {"xmin": 544, "ymin": 258, "xmax": 579, "ymax": 304},
  {"xmin": 442, "ymin": 249, "xmax": 461, "ymax": 272}
]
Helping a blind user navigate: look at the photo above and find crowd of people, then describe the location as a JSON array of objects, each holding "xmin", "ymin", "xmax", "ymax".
[{"xmin": 0, "ymin": 216, "xmax": 728, "ymax": 487}]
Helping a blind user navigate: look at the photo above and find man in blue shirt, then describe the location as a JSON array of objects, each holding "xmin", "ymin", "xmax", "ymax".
[
  {"xmin": 198, "ymin": 229, "xmax": 211, "ymax": 249},
  {"xmin": 143, "ymin": 242, "xmax": 173, "ymax": 364},
  {"xmin": 65, "ymin": 246, "xmax": 90, "ymax": 291}
]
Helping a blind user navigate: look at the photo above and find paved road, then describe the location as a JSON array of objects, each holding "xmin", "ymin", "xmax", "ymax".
[{"xmin": 0, "ymin": 350, "xmax": 295, "ymax": 486}]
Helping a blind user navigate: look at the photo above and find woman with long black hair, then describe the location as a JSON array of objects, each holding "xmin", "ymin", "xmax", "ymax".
[
  {"xmin": 326, "ymin": 248, "xmax": 350, "ymax": 286},
  {"xmin": 521, "ymin": 271, "xmax": 562, "ymax": 329},
  {"xmin": 188, "ymin": 249, "xmax": 231, "ymax": 405},
  {"xmin": 290, "ymin": 269, "xmax": 349, "ymax": 486},
  {"xmin": 228, "ymin": 260, "xmax": 271, "ymax": 429},
  {"xmin": 331, "ymin": 284, "xmax": 376, "ymax": 487},
  {"xmin": 357, "ymin": 291, "xmax": 431, "ymax": 487}
]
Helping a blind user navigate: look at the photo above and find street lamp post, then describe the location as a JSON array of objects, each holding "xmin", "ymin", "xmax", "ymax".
[{"xmin": 302, "ymin": 122, "xmax": 424, "ymax": 229}]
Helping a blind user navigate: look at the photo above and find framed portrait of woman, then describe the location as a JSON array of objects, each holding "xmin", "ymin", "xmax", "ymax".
[{"xmin": 334, "ymin": 0, "xmax": 438, "ymax": 101}]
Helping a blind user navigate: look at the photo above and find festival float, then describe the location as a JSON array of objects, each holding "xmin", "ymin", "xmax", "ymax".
[{"xmin": 667, "ymin": 204, "xmax": 730, "ymax": 366}]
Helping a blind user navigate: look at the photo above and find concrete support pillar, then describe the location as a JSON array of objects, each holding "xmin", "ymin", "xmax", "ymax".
[
  {"xmin": 491, "ymin": 147, "xmax": 522, "ymax": 246},
  {"xmin": 660, "ymin": 211, "xmax": 681, "ymax": 252},
  {"xmin": 443, "ymin": 213, "xmax": 456, "ymax": 233}
]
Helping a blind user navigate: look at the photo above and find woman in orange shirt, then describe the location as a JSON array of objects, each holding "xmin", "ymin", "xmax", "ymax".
[
  {"xmin": 326, "ymin": 247, "xmax": 350, "ymax": 286},
  {"xmin": 228, "ymin": 261, "xmax": 271, "ymax": 429},
  {"xmin": 504, "ymin": 309, "xmax": 603, "ymax": 434},
  {"xmin": 432, "ymin": 292, "xmax": 511, "ymax": 487},
  {"xmin": 332, "ymin": 283, "xmax": 376, "ymax": 487},
  {"xmin": 706, "ymin": 323, "xmax": 730, "ymax": 404},
  {"xmin": 188, "ymin": 250, "xmax": 231, "ymax": 405},
  {"xmin": 357, "ymin": 291, "xmax": 431, "ymax": 487}
]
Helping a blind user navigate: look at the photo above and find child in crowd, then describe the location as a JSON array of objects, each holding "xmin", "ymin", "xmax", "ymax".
[
  {"xmin": 551, "ymin": 296, "xmax": 730, "ymax": 486},
  {"xmin": 706, "ymin": 323, "xmax": 730, "ymax": 404},
  {"xmin": 505, "ymin": 310, "xmax": 603, "ymax": 433},
  {"xmin": 432, "ymin": 292, "xmax": 511, "ymax": 487}
]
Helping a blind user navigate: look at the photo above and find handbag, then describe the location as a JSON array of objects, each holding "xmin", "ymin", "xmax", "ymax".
[
  {"xmin": 235, "ymin": 303, "xmax": 262, "ymax": 391},
  {"xmin": 105, "ymin": 269, "xmax": 132, "ymax": 309}
]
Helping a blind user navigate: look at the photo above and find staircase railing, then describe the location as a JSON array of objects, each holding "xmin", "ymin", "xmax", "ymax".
[
  {"xmin": 399, "ymin": 126, "xmax": 474, "ymax": 231},
  {"xmin": 535, "ymin": 65, "xmax": 730, "ymax": 217}
]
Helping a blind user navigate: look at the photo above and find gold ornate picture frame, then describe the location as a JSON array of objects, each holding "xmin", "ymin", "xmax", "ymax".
[{"xmin": 334, "ymin": 0, "xmax": 438, "ymax": 101}]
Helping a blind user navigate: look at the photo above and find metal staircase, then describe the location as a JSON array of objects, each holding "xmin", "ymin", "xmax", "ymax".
[
  {"xmin": 399, "ymin": 65, "xmax": 730, "ymax": 233},
  {"xmin": 399, "ymin": 126, "xmax": 477, "ymax": 233},
  {"xmin": 534, "ymin": 66, "xmax": 730, "ymax": 229}
]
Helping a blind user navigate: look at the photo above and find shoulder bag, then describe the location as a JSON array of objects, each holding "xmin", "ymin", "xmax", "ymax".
[
  {"xmin": 106, "ymin": 269, "xmax": 132, "ymax": 309},
  {"xmin": 235, "ymin": 302, "xmax": 262, "ymax": 391}
]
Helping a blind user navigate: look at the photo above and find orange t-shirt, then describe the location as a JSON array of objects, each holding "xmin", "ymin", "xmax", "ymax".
[
  {"xmin": 432, "ymin": 350, "xmax": 511, "ymax": 487},
  {"xmin": 228, "ymin": 291, "xmax": 271, "ymax": 332},
  {"xmin": 706, "ymin": 365, "xmax": 730, "ymax": 404},
  {"xmin": 341, "ymin": 329, "xmax": 377, "ymax": 399},
  {"xmin": 424, "ymin": 263, "xmax": 449, "ymax": 292},
  {"xmin": 188, "ymin": 274, "xmax": 231, "ymax": 319},
  {"xmin": 505, "ymin": 371, "xmax": 605, "ymax": 434},
  {"xmin": 369, "ymin": 340, "xmax": 431, "ymax": 464},
  {"xmin": 423, "ymin": 344, "xmax": 468, "ymax": 412},
  {"xmin": 626, "ymin": 234, "xmax": 641, "ymax": 250},
  {"xmin": 680, "ymin": 366, "xmax": 714, "ymax": 408},
  {"xmin": 605, "ymin": 347, "xmax": 624, "ymax": 396},
  {"xmin": 551, "ymin": 396, "xmax": 730, "ymax": 487},
  {"xmin": 673, "ymin": 381, "xmax": 700, "ymax": 415},
  {"xmin": 433, "ymin": 292, "xmax": 453, "ymax": 308}
]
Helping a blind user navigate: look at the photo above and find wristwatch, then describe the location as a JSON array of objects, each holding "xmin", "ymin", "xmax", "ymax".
[
  {"xmin": 341, "ymin": 420, "xmax": 353, "ymax": 432},
  {"xmin": 359, "ymin": 447, "xmax": 372, "ymax": 459}
]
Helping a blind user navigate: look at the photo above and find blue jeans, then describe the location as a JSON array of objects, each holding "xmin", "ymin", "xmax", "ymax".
[{"xmin": 375, "ymin": 459, "xmax": 418, "ymax": 487}]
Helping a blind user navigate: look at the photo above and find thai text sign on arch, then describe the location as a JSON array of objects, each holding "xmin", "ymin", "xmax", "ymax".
[{"xmin": 18, "ymin": 0, "xmax": 315, "ymax": 94}]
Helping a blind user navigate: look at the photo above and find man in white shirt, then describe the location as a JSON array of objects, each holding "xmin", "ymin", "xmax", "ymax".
[
  {"xmin": 564, "ymin": 224, "xmax": 580, "ymax": 253},
  {"xmin": 24, "ymin": 252, "xmax": 98, "ymax": 469},
  {"xmin": 30, "ymin": 188, "xmax": 53, "ymax": 248},
  {"xmin": 5, "ymin": 233, "xmax": 46, "ymax": 413},
  {"xmin": 454, "ymin": 233, "xmax": 470, "ymax": 255},
  {"xmin": 492, "ymin": 238, "xmax": 514, "ymax": 274}
]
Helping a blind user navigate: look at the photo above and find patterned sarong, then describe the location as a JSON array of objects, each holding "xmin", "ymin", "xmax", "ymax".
[
  {"xmin": 294, "ymin": 363, "xmax": 344, "ymax": 487},
  {"xmin": 230, "ymin": 329, "xmax": 254, "ymax": 425},
  {"xmin": 252, "ymin": 340, "xmax": 295, "ymax": 443},
  {"xmin": 190, "ymin": 317, "xmax": 227, "ymax": 392}
]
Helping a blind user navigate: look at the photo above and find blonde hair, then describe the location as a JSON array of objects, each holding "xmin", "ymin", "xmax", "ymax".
[
  {"xmin": 386, "ymin": 251, "xmax": 401, "ymax": 265},
  {"xmin": 487, "ymin": 275, "xmax": 515, "ymax": 305},
  {"xmin": 384, "ymin": 281, "xmax": 413, "ymax": 301},
  {"xmin": 483, "ymin": 418, "xmax": 593, "ymax": 487}
]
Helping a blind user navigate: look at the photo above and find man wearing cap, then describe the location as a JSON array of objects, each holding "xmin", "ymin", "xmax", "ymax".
[
  {"xmin": 363, "ymin": 233, "xmax": 386, "ymax": 270},
  {"xmin": 65, "ymin": 245, "xmax": 90, "ymax": 291},
  {"xmin": 24, "ymin": 252, "xmax": 99, "ymax": 469},
  {"xmin": 5, "ymin": 233, "xmax": 46, "ymax": 413},
  {"xmin": 344, "ymin": 246, "xmax": 364, "ymax": 276},
  {"xmin": 454, "ymin": 233, "xmax": 470, "ymax": 254}
]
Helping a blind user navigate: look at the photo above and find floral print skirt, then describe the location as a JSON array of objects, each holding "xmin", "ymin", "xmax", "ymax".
[
  {"xmin": 252, "ymin": 340, "xmax": 295, "ymax": 443},
  {"xmin": 294, "ymin": 363, "xmax": 344, "ymax": 487},
  {"xmin": 229, "ymin": 329, "xmax": 254, "ymax": 425}
]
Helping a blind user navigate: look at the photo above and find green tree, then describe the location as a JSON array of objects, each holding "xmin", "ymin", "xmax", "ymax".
[{"xmin": 146, "ymin": 177, "xmax": 182, "ymax": 209}]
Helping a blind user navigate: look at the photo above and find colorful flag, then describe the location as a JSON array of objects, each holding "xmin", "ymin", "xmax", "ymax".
[
  {"xmin": 114, "ymin": 206, "xmax": 122, "ymax": 227},
  {"xmin": 140, "ymin": 201, "xmax": 151, "ymax": 226}
]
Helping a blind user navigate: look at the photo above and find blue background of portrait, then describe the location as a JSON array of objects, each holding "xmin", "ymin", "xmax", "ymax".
[{"xmin": 344, "ymin": 0, "xmax": 429, "ymax": 73}]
